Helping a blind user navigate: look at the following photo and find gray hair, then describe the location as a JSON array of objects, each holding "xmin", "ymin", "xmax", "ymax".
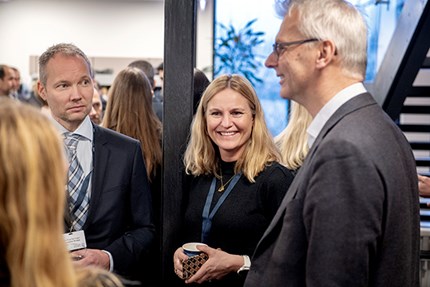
[{"xmin": 275, "ymin": 0, "xmax": 368, "ymax": 79}]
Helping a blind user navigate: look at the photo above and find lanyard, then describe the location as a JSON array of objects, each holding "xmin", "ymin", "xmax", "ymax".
[{"xmin": 201, "ymin": 173, "xmax": 242, "ymax": 243}]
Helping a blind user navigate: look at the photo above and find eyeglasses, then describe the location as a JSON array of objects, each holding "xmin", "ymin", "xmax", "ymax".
[{"xmin": 272, "ymin": 38, "xmax": 319, "ymax": 59}]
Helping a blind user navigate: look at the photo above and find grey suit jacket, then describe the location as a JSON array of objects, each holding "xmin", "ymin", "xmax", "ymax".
[{"xmin": 244, "ymin": 93, "xmax": 420, "ymax": 287}]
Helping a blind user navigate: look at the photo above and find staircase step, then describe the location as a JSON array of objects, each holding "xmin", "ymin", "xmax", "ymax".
[
  {"xmin": 399, "ymin": 124, "xmax": 430, "ymax": 132},
  {"xmin": 401, "ymin": 105, "xmax": 430, "ymax": 114},
  {"xmin": 416, "ymin": 157, "xmax": 430, "ymax": 166},
  {"xmin": 423, "ymin": 57, "xmax": 430, "ymax": 68},
  {"xmin": 410, "ymin": 141, "xmax": 430, "ymax": 150},
  {"xmin": 408, "ymin": 86, "xmax": 430, "ymax": 97}
]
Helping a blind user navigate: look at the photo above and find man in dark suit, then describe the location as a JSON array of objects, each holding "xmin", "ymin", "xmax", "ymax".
[
  {"xmin": 244, "ymin": 0, "xmax": 420, "ymax": 286},
  {"xmin": 37, "ymin": 43, "xmax": 156, "ymax": 285}
]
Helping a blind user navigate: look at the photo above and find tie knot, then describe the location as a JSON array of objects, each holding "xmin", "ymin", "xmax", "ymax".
[{"xmin": 64, "ymin": 133, "xmax": 84, "ymax": 150}]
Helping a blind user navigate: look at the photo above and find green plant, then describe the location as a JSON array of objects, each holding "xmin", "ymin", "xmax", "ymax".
[{"xmin": 214, "ymin": 18, "xmax": 266, "ymax": 86}]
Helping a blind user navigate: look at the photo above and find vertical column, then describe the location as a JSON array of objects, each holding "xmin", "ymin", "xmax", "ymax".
[{"xmin": 162, "ymin": 0, "xmax": 197, "ymax": 284}]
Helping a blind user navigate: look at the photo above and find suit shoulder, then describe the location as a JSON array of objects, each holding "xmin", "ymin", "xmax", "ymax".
[{"xmin": 94, "ymin": 126, "xmax": 140, "ymax": 147}]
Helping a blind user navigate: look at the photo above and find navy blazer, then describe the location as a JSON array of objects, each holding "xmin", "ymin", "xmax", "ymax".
[
  {"xmin": 70, "ymin": 124, "xmax": 156, "ymax": 279},
  {"xmin": 245, "ymin": 93, "xmax": 420, "ymax": 287}
]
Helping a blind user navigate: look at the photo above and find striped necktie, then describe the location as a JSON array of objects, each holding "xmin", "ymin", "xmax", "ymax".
[{"xmin": 64, "ymin": 132, "xmax": 90, "ymax": 230}]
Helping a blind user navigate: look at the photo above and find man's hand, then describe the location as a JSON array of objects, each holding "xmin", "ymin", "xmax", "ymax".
[
  {"xmin": 70, "ymin": 248, "xmax": 110, "ymax": 270},
  {"xmin": 419, "ymin": 175, "xmax": 430, "ymax": 197}
]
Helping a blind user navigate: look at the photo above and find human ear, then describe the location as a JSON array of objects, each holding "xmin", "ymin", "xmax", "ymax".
[
  {"xmin": 315, "ymin": 40, "xmax": 336, "ymax": 68},
  {"xmin": 37, "ymin": 81, "xmax": 48, "ymax": 101}
]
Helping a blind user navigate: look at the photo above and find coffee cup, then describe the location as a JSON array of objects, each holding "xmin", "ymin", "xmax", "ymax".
[{"xmin": 182, "ymin": 242, "xmax": 207, "ymax": 257}]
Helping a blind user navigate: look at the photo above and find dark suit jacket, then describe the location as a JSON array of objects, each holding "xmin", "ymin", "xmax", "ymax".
[
  {"xmin": 152, "ymin": 89, "xmax": 163, "ymax": 121},
  {"xmin": 245, "ymin": 93, "xmax": 420, "ymax": 287},
  {"xmin": 69, "ymin": 125, "xmax": 156, "ymax": 281}
]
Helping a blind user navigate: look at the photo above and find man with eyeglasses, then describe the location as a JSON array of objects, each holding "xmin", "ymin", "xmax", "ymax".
[{"xmin": 244, "ymin": 0, "xmax": 420, "ymax": 287}]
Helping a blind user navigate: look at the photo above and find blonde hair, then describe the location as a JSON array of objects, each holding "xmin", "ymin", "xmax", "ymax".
[
  {"xmin": 103, "ymin": 67, "xmax": 162, "ymax": 182},
  {"xmin": 0, "ymin": 98, "xmax": 76, "ymax": 287},
  {"xmin": 184, "ymin": 74, "xmax": 281, "ymax": 183},
  {"xmin": 275, "ymin": 101, "xmax": 312, "ymax": 170},
  {"xmin": 75, "ymin": 266, "xmax": 124, "ymax": 287}
]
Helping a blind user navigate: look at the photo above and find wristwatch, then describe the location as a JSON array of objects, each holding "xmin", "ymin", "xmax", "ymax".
[{"xmin": 237, "ymin": 255, "xmax": 251, "ymax": 274}]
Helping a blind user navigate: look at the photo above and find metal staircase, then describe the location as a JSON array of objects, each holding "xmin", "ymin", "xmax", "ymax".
[{"xmin": 365, "ymin": 0, "xmax": 430, "ymax": 285}]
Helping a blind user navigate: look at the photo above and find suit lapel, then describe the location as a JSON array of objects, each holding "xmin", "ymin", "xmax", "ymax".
[
  {"xmin": 83, "ymin": 125, "xmax": 110, "ymax": 229},
  {"xmin": 254, "ymin": 93, "xmax": 377, "ymax": 252}
]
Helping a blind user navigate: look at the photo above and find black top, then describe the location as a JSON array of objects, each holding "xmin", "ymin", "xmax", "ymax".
[{"xmin": 180, "ymin": 161, "xmax": 295, "ymax": 287}]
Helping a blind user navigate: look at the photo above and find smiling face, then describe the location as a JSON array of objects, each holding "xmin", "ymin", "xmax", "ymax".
[
  {"xmin": 265, "ymin": 9, "xmax": 317, "ymax": 104},
  {"xmin": 38, "ymin": 54, "xmax": 93, "ymax": 131},
  {"xmin": 206, "ymin": 88, "xmax": 254, "ymax": 162}
]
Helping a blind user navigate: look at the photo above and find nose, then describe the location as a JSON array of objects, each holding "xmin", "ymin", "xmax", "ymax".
[
  {"xmin": 220, "ymin": 113, "xmax": 232, "ymax": 127},
  {"xmin": 265, "ymin": 52, "xmax": 277, "ymax": 68},
  {"xmin": 89, "ymin": 106, "xmax": 96, "ymax": 117},
  {"xmin": 70, "ymin": 85, "xmax": 83, "ymax": 101}
]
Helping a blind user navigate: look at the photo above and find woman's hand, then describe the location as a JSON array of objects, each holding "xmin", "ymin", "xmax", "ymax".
[
  {"xmin": 173, "ymin": 247, "xmax": 189, "ymax": 279},
  {"xmin": 184, "ymin": 244, "xmax": 244, "ymax": 284}
]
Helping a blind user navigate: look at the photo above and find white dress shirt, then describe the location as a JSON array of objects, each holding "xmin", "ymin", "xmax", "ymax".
[{"xmin": 307, "ymin": 83, "xmax": 367, "ymax": 148}]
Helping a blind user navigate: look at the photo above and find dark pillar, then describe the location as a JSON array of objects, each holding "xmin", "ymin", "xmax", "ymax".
[{"xmin": 161, "ymin": 0, "xmax": 197, "ymax": 284}]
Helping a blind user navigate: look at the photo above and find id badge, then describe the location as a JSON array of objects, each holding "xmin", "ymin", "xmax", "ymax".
[{"xmin": 63, "ymin": 230, "xmax": 87, "ymax": 251}]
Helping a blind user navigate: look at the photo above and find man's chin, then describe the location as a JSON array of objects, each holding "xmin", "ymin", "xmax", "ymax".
[{"xmin": 279, "ymin": 89, "xmax": 292, "ymax": 100}]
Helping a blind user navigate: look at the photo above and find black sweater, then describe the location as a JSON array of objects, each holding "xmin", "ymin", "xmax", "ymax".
[{"xmin": 180, "ymin": 161, "xmax": 295, "ymax": 287}]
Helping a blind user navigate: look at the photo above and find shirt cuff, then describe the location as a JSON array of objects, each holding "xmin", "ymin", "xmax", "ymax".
[{"xmin": 102, "ymin": 250, "xmax": 114, "ymax": 271}]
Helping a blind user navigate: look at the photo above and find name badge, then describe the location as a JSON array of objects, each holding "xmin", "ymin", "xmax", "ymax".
[{"xmin": 63, "ymin": 230, "xmax": 87, "ymax": 251}]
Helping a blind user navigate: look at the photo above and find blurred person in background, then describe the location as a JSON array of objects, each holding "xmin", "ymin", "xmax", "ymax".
[
  {"xmin": 89, "ymin": 87, "xmax": 103, "ymax": 125},
  {"xmin": 102, "ymin": 66, "xmax": 163, "ymax": 287},
  {"xmin": 10, "ymin": 66, "xmax": 32, "ymax": 103},
  {"xmin": 192, "ymin": 68, "xmax": 210, "ymax": 115},
  {"xmin": 128, "ymin": 60, "xmax": 163, "ymax": 121},
  {"xmin": 0, "ymin": 98, "xmax": 124, "ymax": 287},
  {"xmin": 0, "ymin": 64, "xmax": 14, "ymax": 97}
]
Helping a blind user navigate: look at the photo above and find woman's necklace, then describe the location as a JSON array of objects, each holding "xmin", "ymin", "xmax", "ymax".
[{"xmin": 218, "ymin": 169, "xmax": 235, "ymax": 192}]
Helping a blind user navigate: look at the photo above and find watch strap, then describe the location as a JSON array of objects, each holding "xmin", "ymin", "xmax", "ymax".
[{"xmin": 237, "ymin": 255, "xmax": 251, "ymax": 274}]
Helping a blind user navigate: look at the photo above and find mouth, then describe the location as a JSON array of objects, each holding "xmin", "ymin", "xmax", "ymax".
[
  {"xmin": 217, "ymin": 131, "xmax": 238, "ymax": 136},
  {"xmin": 67, "ymin": 105, "xmax": 86, "ymax": 113},
  {"xmin": 68, "ymin": 104, "xmax": 85, "ymax": 109}
]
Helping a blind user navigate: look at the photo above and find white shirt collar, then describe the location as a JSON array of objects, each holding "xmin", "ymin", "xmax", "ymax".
[
  {"xmin": 55, "ymin": 116, "xmax": 94, "ymax": 142},
  {"xmin": 307, "ymin": 82, "xmax": 367, "ymax": 148}
]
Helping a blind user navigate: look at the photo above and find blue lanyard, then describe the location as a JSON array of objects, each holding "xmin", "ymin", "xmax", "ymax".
[{"xmin": 201, "ymin": 173, "xmax": 242, "ymax": 243}]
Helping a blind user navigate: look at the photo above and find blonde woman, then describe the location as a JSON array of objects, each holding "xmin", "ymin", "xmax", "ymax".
[
  {"xmin": 274, "ymin": 101, "xmax": 312, "ymax": 172},
  {"xmin": 0, "ymin": 98, "xmax": 123, "ymax": 287},
  {"xmin": 173, "ymin": 74, "xmax": 295, "ymax": 286},
  {"xmin": 0, "ymin": 97, "xmax": 76, "ymax": 287}
]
